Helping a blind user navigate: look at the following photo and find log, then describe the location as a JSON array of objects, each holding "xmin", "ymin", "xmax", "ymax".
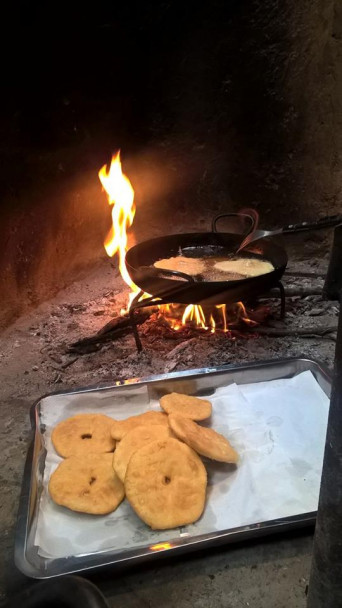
[
  {"xmin": 270, "ymin": 286, "xmax": 324, "ymax": 298},
  {"xmin": 285, "ymin": 270, "xmax": 326, "ymax": 279},
  {"xmin": 68, "ymin": 310, "xmax": 151, "ymax": 353},
  {"xmin": 248, "ymin": 324, "xmax": 337, "ymax": 338}
]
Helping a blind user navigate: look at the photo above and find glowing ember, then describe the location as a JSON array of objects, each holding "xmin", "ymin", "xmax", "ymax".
[
  {"xmin": 232, "ymin": 302, "xmax": 258, "ymax": 327},
  {"xmin": 150, "ymin": 542, "xmax": 173, "ymax": 552}
]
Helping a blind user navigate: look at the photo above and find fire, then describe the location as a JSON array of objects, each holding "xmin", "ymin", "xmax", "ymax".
[
  {"xmin": 99, "ymin": 152, "xmax": 260, "ymax": 333},
  {"xmin": 99, "ymin": 151, "xmax": 140, "ymax": 311},
  {"xmin": 235, "ymin": 301, "xmax": 257, "ymax": 325},
  {"xmin": 182, "ymin": 304, "xmax": 207, "ymax": 329},
  {"xmin": 216, "ymin": 305, "xmax": 227, "ymax": 333},
  {"xmin": 158, "ymin": 302, "xmax": 255, "ymax": 333}
]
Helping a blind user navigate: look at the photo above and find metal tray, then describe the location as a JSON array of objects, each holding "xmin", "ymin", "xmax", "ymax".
[{"xmin": 14, "ymin": 357, "xmax": 331, "ymax": 579}]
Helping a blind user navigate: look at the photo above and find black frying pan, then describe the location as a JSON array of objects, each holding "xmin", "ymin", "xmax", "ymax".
[{"xmin": 125, "ymin": 213, "xmax": 288, "ymax": 306}]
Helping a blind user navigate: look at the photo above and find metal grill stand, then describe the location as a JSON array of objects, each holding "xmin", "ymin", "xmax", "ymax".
[{"xmin": 129, "ymin": 281, "xmax": 286, "ymax": 352}]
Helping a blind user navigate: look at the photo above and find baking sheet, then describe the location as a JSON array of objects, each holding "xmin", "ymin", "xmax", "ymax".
[{"xmin": 34, "ymin": 369, "xmax": 329, "ymax": 559}]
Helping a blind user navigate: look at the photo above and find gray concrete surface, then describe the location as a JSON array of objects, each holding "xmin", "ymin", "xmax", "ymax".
[{"xmin": 0, "ymin": 257, "xmax": 336, "ymax": 607}]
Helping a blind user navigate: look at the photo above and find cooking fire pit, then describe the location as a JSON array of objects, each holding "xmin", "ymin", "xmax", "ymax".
[{"xmin": 91, "ymin": 154, "xmax": 342, "ymax": 353}]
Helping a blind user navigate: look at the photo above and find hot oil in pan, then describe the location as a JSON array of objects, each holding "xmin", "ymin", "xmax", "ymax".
[{"xmin": 153, "ymin": 247, "xmax": 275, "ymax": 282}]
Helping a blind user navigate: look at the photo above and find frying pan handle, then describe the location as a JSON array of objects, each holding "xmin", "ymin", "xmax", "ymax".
[
  {"xmin": 212, "ymin": 209, "xmax": 259, "ymax": 235},
  {"xmin": 140, "ymin": 266, "xmax": 196, "ymax": 283},
  {"xmin": 282, "ymin": 214, "xmax": 342, "ymax": 234}
]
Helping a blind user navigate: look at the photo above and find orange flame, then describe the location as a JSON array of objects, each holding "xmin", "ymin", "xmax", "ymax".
[
  {"xmin": 99, "ymin": 152, "xmax": 140, "ymax": 311},
  {"xmin": 234, "ymin": 302, "xmax": 258, "ymax": 326},
  {"xmin": 182, "ymin": 304, "xmax": 207, "ymax": 329},
  {"xmin": 158, "ymin": 301, "xmax": 255, "ymax": 333},
  {"xmin": 181, "ymin": 304, "xmax": 225, "ymax": 332},
  {"xmin": 216, "ymin": 304, "xmax": 228, "ymax": 333}
]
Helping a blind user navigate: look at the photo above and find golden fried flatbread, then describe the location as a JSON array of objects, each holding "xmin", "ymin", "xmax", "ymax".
[
  {"xmin": 51, "ymin": 413, "xmax": 115, "ymax": 458},
  {"xmin": 110, "ymin": 411, "xmax": 168, "ymax": 441},
  {"xmin": 214, "ymin": 258, "xmax": 274, "ymax": 277},
  {"xmin": 154, "ymin": 256, "xmax": 205, "ymax": 276},
  {"xmin": 113, "ymin": 424, "xmax": 172, "ymax": 482},
  {"xmin": 168, "ymin": 414, "xmax": 239, "ymax": 463},
  {"xmin": 159, "ymin": 392, "xmax": 212, "ymax": 421},
  {"xmin": 49, "ymin": 453, "xmax": 124, "ymax": 515},
  {"xmin": 125, "ymin": 438, "xmax": 207, "ymax": 529}
]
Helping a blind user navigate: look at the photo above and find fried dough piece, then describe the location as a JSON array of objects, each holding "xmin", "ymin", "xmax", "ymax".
[
  {"xmin": 110, "ymin": 411, "xmax": 169, "ymax": 441},
  {"xmin": 113, "ymin": 424, "xmax": 172, "ymax": 482},
  {"xmin": 49, "ymin": 453, "xmax": 124, "ymax": 515},
  {"xmin": 52, "ymin": 413, "xmax": 115, "ymax": 458},
  {"xmin": 159, "ymin": 392, "xmax": 212, "ymax": 421},
  {"xmin": 154, "ymin": 256, "xmax": 205, "ymax": 276},
  {"xmin": 214, "ymin": 258, "xmax": 274, "ymax": 277},
  {"xmin": 169, "ymin": 414, "xmax": 238, "ymax": 463},
  {"xmin": 125, "ymin": 438, "xmax": 207, "ymax": 529}
]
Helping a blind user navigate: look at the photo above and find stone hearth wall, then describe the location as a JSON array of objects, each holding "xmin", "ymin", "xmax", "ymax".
[{"xmin": 1, "ymin": 0, "xmax": 341, "ymax": 329}]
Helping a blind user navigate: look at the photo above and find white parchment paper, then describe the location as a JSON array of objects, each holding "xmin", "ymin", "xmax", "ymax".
[{"xmin": 34, "ymin": 371, "xmax": 329, "ymax": 558}]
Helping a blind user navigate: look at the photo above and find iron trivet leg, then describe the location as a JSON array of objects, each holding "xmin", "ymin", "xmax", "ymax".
[
  {"xmin": 129, "ymin": 291, "xmax": 146, "ymax": 352},
  {"xmin": 275, "ymin": 281, "xmax": 286, "ymax": 319},
  {"xmin": 129, "ymin": 292, "xmax": 165, "ymax": 352},
  {"xmin": 129, "ymin": 308, "xmax": 143, "ymax": 352}
]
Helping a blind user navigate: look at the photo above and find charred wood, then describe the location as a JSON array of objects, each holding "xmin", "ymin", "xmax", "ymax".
[
  {"xmin": 268, "ymin": 286, "xmax": 324, "ymax": 298},
  {"xmin": 248, "ymin": 325, "xmax": 337, "ymax": 338},
  {"xmin": 285, "ymin": 271, "xmax": 326, "ymax": 279},
  {"xmin": 68, "ymin": 311, "xmax": 151, "ymax": 353}
]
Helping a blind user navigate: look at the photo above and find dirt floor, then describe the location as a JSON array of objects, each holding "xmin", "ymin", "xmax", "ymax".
[{"xmin": 0, "ymin": 251, "xmax": 338, "ymax": 607}]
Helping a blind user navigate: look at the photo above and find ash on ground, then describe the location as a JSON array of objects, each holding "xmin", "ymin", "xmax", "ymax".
[{"xmin": 0, "ymin": 253, "xmax": 338, "ymax": 598}]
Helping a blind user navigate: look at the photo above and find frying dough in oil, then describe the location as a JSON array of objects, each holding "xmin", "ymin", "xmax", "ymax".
[{"xmin": 153, "ymin": 255, "xmax": 274, "ymax": 280}]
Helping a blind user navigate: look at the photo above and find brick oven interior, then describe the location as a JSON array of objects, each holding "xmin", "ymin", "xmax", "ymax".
[{"xmin": 1, "ymin": 2, "xmax": 342, "ymax": 606}]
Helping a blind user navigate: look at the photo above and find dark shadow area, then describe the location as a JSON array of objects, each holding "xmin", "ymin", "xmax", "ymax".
[
  {"xmin": 3, "ymin": 525, "xmax": 314, "ymax": 602},
  {"xmin": 1, "ymin": 0, "xmax": 341, "ymax": 327}
]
